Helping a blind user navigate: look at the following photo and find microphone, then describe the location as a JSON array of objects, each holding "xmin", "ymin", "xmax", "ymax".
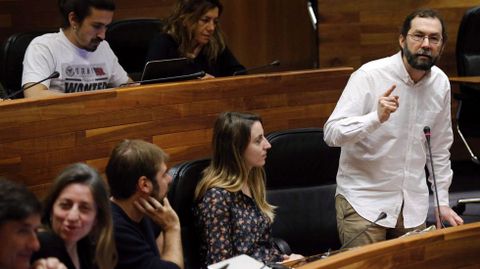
[
  {"xmin": 423, "ymin": 126, "xmax": 431, "ymax": 142},
  {"xmin": 3, "ymin": 71, "xmax": 60, "ymax": 99},
  {"xmin": 423, "ymin": 126, "xmax": 446, "ymax": 229},
  {"xmin": 340, "ymin": 211, "xmax": 387, "ymax": 250},
  {"xmin": 284, "ymin": 212, "xmax": 388, "ymax": 268},
  {"xmin": 232, "ymin": 60, "xmax": 280, "ymax": 76},
  {"xmin": 307, "ymin": 1, "xmax": 318, "ymax": 31},
  {"xmin": 121, "ymin": 71, "xmax": 205, "ymax": 86}
]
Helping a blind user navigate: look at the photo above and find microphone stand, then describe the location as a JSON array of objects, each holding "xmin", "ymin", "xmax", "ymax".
[
  {"xmin": 3, "ymin": 71, "xmax": 60, "ymax": 99},
  {"xmin": 282, "ymin": 212, "xmax": 387, "ymax": 268},
  {"xmin": 424, "ymin": 126, "xmax": 446, "ymax": 229},
  {"xmin": 307, "ymin": 0, "xmax": 319, "ymax": 68},
  {"xmin": 340, "ymin": 211, "xmax": 387, "ymax": 250},
  {"xmin": 280, "ymin": 249, "xmax": 341, "ymax": 268},
  {"xmin": 232, "ymin": 60, "xmax": 280, "ymax": 76}
]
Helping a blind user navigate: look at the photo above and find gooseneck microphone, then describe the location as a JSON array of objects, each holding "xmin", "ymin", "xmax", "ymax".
[
  {"xmin": 423, "ymin": 126, "xmax": 446, "ymax": 229},
  {"xmin": 340, "ymin": 211, "xmax": 387, "ymax": 250},
  {"xmin": 283, "ymin": 210, "xmax": 382, "ymax": 269},
  {"xmin": 232, "ymin": 60, "xmax": 280, "ymax": 76},
  {"xmin": 4, "ymin": 71, "xmax": 60, "ymax": 99}
]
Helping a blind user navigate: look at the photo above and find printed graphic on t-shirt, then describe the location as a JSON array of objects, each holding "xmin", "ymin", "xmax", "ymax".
[{"xmin": 62, "ymin": 63, "xmax": 109, "ymax": 93}]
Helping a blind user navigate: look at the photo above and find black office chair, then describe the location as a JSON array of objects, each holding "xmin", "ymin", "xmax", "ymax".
[
  {"xmin": 0, "ymin": 30, "xmax": 53, "ymax": 98},
  {"xmin": 452, "ymin": 6, "xmax": 480, "ymax": 213},
  {"xmin": 265, "ymin": 128, "xmax": 341, "ymax": 255},
  {"xmin": 168, "ymin": 158, "xmax": 210, "ymax": 269},
  {"xmin": 105, "ymin": 18, "xmax": 163, "ymax": 81}
]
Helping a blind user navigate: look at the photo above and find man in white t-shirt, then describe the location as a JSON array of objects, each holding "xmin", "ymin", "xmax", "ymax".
[{"xmin": 22, "ymin": 0, "xmax": 131, "ymax": 98}]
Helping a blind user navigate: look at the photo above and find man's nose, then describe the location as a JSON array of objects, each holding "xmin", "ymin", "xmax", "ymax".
[
  {"xmin": 421, "ymin": 36, "xmax": 432, "ymax": 48},
  {"xmin": 97, "ymin": 27, "xmax": 107, "ymax": 40},
  {"xmin": 29, "ymin": 233, "xmax": 40, "ymax": 251}
]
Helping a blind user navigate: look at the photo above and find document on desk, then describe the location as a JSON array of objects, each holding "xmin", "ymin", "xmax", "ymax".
[{"xmin": 208, "ymin": 254, "xmax": 269, "ymax": 269}]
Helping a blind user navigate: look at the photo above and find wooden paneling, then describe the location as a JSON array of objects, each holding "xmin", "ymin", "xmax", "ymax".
[
  {"xmin": 3, "ymin": 1, "xmax": 478, "ymax": 75},
  {"xmin": 0, "ymin": 68, "xmax": 353, "ymax": 197},
  {"xmin": 221, "ymin": 0, "xmax": 317, "ymax": 70},
  {"xmin": 318, "ymin": 0, "xmax": 480, "ymax": 76},
  {"xmin": 296, "ymin": 222, "xmax": 480, "ymax": 269}
]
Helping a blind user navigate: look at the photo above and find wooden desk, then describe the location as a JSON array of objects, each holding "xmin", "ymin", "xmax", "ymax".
[
  {"xmin": 297, "ymin": 222, "xmax": 480, "ymax": 269},
  {"xmin": 0, "ymin": 68, "xmax": 352, "ymax": 197},
  {"xmin": 449, "ymin": 76, "xmax": 480, "ymax": 84}
]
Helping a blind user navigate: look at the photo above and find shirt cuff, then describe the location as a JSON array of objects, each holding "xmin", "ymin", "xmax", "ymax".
[{"xmin": 364, "ymin": 111, "xmax": 382, "ymax": 134}]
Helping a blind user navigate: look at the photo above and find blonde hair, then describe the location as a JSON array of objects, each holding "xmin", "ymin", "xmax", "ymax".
[{"xmin": 194, "ymin": 112, "xmax": 275, "ymax": 221}]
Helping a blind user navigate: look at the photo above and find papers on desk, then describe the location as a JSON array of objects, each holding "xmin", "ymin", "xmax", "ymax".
[
  {"xmin": 400, "ymin": 225, "xmax": 437, "ymax": 237},
  {"xmin": 208, "ymin": 254, "xmax": 270, "ymax": 269}
]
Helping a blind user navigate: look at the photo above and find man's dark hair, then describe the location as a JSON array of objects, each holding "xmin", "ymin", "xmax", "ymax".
[
  {"xmin": 0, "ymin": 178, "xmax": 41, "ymax": 225},
  {"xmin": 58, "ymin": 0, "xmax": 116, "ymax": 28},
  {"xmin": 106, "ymin": 140, "xmax": 168, "ymax": 200},
  {"xmin": 400, "ymin": 8, "xmax": 447, "ymax": 44}
]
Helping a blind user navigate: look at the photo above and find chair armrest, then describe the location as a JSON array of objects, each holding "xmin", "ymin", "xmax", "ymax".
[{"xmin": 271, "ymin": 237, "xmax": 292, "ymax": 255}]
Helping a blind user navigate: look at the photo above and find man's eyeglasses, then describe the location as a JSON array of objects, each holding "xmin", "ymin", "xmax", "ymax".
[{"xmin": 407, "ymin": 34, "xmax": 442, "ymax": 45}]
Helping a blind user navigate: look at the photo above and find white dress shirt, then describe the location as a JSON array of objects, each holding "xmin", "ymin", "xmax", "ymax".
[{"xmin": 324, "ymin": 52, "xmax": 453, "ymax": 228}]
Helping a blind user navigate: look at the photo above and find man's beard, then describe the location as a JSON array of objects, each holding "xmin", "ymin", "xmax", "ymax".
[
  {"xmin": 403, "ymin": 45, "xmax": 439, "ymax": 71},
  {"xmin": 151, "ymin": 181, "xmax": 162, "ymax": 201},
  {"xmin": 85, "ymin": 38, "xmax": 102, "ymax": 52}
]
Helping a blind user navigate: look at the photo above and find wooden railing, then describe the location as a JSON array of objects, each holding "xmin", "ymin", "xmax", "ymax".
[
  {"xmin": 296, "ymin": 222, "xmax": 480, "ymax": 269},
  {"xmin": 0, "ymin": 68, "xmax": 353, "ymax": 197}
]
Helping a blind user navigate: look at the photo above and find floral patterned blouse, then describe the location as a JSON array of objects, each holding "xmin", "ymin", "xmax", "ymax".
[{"xmin": 194, "ymin": 187, "xmax": 282, "ymax": 268}]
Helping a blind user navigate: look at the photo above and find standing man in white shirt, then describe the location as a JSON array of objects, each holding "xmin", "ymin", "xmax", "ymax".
[
  {"xmin": 324, "ymin": 8, "xmax": 464, "ymax": 248},
  {"xmin": 22, "ymin": 0, "xmax": 131, "ymax": 98}
]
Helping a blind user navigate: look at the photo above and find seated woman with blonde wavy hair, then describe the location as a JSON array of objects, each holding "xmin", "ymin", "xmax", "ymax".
[{"xmin": 194, "ymin": 112, "xmax": 302, "ymax": 268}]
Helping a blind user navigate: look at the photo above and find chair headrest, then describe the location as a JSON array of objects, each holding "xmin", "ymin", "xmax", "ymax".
[
  {"xmin": 168, "ymin": 158, "xmax": 211, "ymax": 223},
  {"xmin": 1, "ymin": 30, "xmax": 54, "ymax": 98},
  {"xmin": 105, "ymin": 18, "xmax": 163, "ymax": 76},
  {"xmin": 265, "ymin": 128, "xmax": 339, "ymax": 189},
  {"xmin": 456, "ymin": 6, "xmax": 480, "ymax": 76}
]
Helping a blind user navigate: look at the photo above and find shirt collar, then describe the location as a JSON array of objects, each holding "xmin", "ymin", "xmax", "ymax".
[{"xmin": 59, "ymin": 28, "xmax": 92, "ymax": 57}]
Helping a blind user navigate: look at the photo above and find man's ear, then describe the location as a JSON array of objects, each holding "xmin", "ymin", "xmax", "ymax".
[
  {"xmin": 68, "ymin": 11, "xmax": 79, "ymax": 29},
  {"xmin": 137, "ymin": 176, "xmax": 151, "ymax": 195},
  {"xmin": 439, "ymin": 42, "xmax": 446, "ymax": 56},
  {"xmin": 399, "ymin": 34, "xmax": 406, "ymax": 50}
]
